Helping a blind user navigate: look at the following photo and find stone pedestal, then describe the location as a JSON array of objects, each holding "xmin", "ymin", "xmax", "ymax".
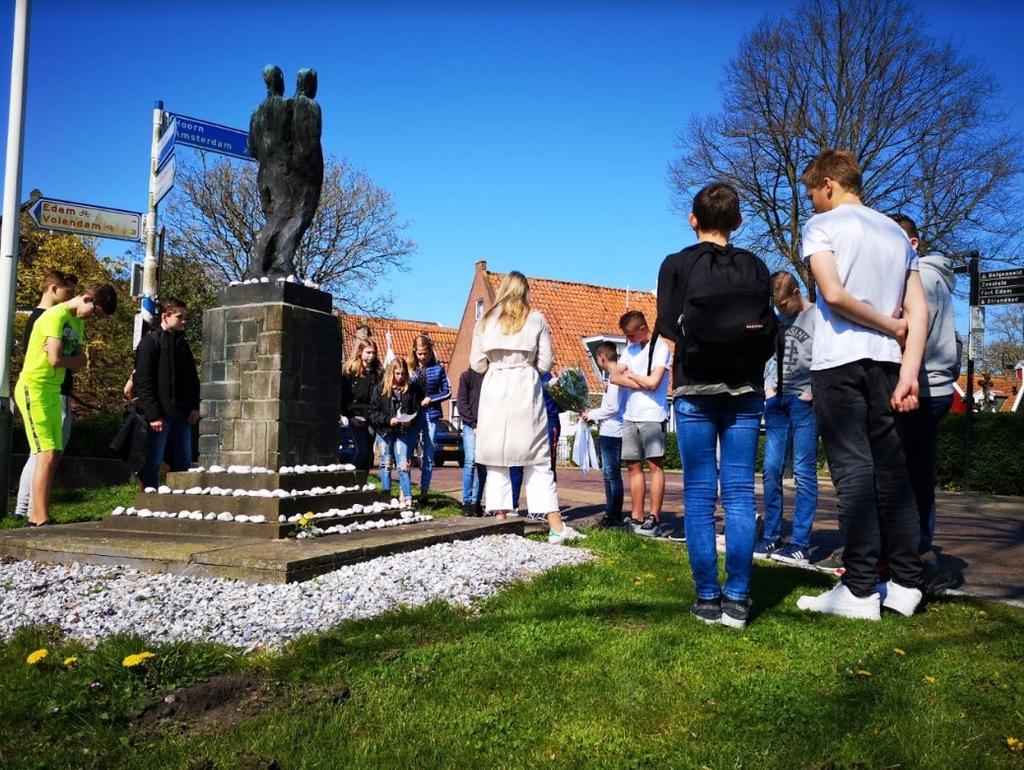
[{"xmin": 199, "ymin": 282, "xmax": 342, "ymax": 470}]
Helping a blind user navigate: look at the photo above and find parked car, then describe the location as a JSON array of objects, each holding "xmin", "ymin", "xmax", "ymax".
[
  {"xmin": 337, "ymin": 422, "xmax": 357, "ymax": 464},
  {"xmin": 432, "ymin": 419, "xmax": 464, "ymax": 467}
]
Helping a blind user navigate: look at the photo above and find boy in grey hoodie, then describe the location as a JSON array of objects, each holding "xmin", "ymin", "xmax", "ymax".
[{"xmin": 892, "ymin": 215, "xmax": 960, "ymax": 573}]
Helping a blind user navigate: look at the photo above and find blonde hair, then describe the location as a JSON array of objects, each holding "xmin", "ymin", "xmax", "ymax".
[
  {"xmin": 407, "ymin": 333, "xmax": 437, "ymax": 371},
  {"xmin": 343, "ymin": 338, "xmax": 378, "ymax": 377},
  {"xmin": 380, "ymin": 357, "xmax": 410, "ymax": 396},
  {"xmin": 487, "ymin": 271, "xmax": 531, "ymax": 335}
]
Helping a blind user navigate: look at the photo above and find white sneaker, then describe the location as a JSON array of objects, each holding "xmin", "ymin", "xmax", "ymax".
[
  {"xmin": 548, "ymin": 525, "xmax": 587, "ymax": 544},
  {"xmin": 879, "ymin": 580, "xmax": 922, "ymax": 617},
  {"xmin": 796, "ymin": 582, "xmax": 881, "ymax": 621}
]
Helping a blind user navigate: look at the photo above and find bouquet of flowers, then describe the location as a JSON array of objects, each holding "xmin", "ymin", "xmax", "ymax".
[{"xmin": 544, "ymin": 368, "xmax": 589, "ymax": 413}]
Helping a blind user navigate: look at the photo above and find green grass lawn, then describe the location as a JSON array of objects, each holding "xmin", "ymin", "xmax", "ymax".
[{"xmin": 2, "ymin": 488, "xmax": 1023, "ymax": 768}]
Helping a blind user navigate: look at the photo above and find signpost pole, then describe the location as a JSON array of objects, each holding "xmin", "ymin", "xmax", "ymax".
[
  {"xmin": 964, "ymin": 251, "xmax": 980, "ymax": 492},
  {"xmin": 0, "ymin": 0, "xmax": 31, "ymax": 516},
  {"xmin": 141, "ymin": 100, "xmax": 164, "ymax": 327}
]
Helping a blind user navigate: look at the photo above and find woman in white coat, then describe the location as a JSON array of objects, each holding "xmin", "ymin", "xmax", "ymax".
[{"xmin": 471, "ymin": 271, "xmax": 585, "ymax": 544}]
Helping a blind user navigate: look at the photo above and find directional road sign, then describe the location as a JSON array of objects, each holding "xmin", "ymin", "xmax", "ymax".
[
  {"xmin": 156, "ymin": 121, "xmax": 175, "ymax": 171},
  {"xmin": 154, "ymin": 157, "xmax": 175, "ymax": 205},
  {"xmin": 979, "ymin": 267, "xmax": 1024, "ymax": 306},
  {"xmin": 169, "ymin": 113, "xmax": 252, "ymax": 161},
  {"xmin": 28, "ymin": 197, "xmax": 143, "ymax": 241}
]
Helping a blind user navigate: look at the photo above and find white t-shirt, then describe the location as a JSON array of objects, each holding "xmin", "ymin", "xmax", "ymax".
[
  {"xmin": 620, "ymin": 337, "xmax": 671, "ymax": 422},
  {"xmin": 801, "ymin": 204, "xmax": 918, "ymax": 371}
]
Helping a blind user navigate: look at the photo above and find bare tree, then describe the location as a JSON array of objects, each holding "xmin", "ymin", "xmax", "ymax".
[
  {"xmin": 978, "ymin": 304, "xmax": 1024, "ymax": 374},
  {"xmin": 670, "ymin": 0, "xmax": 1024, "ymax": 296},
  {"xmin": 163, "ymin": 154, "xmax": 416, "ymax": 313}
]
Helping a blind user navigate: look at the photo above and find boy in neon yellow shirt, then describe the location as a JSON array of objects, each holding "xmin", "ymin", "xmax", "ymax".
[{"xmin": 14, "ymin": 283, "xmax": 117, "ymax": 526}]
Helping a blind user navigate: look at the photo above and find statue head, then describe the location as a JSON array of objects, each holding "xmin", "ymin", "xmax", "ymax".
[
  {"xmin": 263, "ymin": 64, "xmax": 284, "ymax": 97},
  {"xmin": 296, "ymin": 68, "xmax": 318, "ymax": 99}
]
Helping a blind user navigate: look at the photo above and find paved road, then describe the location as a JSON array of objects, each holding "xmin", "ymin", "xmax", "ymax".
[{"xmin": 424, "ymin": 464, "xmax": 1024, "ymax": 604}]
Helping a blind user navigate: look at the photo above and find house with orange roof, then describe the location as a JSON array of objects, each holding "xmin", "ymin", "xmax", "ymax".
[
  {"xmin": 337, "ymin": 312, "xmax": 458, "ymax": 370},
  {"xmin": 448, "ymin": 260, "xmax": 668, "ymax": 425},
  {"xmin": 951, "ymin": 362, "xmax": 1023, "ymax": 413}
]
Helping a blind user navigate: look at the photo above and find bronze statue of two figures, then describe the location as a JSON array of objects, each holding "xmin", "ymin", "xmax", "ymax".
[{"xmin": 244, "ymin": 65, "xmax": 324, "ymax": 281}]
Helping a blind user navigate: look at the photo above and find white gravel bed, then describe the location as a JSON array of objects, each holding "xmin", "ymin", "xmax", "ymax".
[{"xmin": 0, "ymin": 535, "xmax": 592, "ymax": 650}]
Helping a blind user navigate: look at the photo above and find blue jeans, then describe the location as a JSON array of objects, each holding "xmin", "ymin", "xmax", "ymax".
[
  {"xmin": 379, "ymin": 429, "xmax": 413, "ymax": 500},
  {"xmin": 411, "ymin": 412, "xmax": 438, "ymax": 494},
  {"xmin": 350, "ymin": 423, "xmax": 375, "ymax": 472},
  {"xmin": 599, "ymin": 435, "xmax": 624, "ymax": 517},
  {"xmin": 461, "ymin": 425, "xmax": 487, "ymax": 505},
  {"xmin": 676, "ymin": 393, "xmax": 764, "ymax": 602},
  {"xmin": 762, "ymin": 395, "xmax": 819, "ymax": 548},
  {"xmin": 141, "ymin": 407, "xmax": 193, "ymax": 488}
]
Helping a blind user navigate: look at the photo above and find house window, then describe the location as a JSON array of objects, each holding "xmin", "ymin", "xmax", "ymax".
[
  {"xmin": 475, "ymin": 299, "xmax": 484, "ymax": 321},
  {"xmin": 581, "ymin": 335, "xmax": 627, "ymax": 383}
]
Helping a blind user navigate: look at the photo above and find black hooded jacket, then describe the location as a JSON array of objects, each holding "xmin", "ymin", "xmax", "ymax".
[{"xmin": 133, "ymin": 329, "xmax": 200, "ymax": 422}]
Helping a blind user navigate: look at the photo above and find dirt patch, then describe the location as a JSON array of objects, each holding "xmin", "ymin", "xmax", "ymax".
[{"xmin": 136, "ymin": 672, "xmax": 282, "ymax": 736}]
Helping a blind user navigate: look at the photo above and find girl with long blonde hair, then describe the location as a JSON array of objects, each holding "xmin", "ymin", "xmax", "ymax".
[
  {"xmin": 369, "ymin": 358, "xmax": 424, "ymax": 508},
  {"xmin": 340, "ymin": 338, "xmax": 380, "ymax": 472},
  {"xmin": 470, "ymin": 271, "xmax": 584, "ymax": 543}
]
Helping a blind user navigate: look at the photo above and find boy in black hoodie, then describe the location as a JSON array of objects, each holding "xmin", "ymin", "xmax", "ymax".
[
  {"xmin": 134, "ymin": 297, "xmax": 200, "ymax": 488},
  {"xmin": 656, "ymin": 182, "xmax": 776, "ymax": 629}
]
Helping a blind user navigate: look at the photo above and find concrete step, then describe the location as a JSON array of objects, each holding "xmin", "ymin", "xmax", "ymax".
[
  {"xmin": 165, "ymin": 469, "xmax": 366, "ymax": 492},
  {"xmin": 0, "ymin": 516, "xmax": 525, "ymax": 583},
  {"xmin": 132, "ymin": 489, "xmax": 386, "ymax": 520}
]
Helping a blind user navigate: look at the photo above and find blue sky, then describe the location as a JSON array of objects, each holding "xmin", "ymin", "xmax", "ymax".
[{"xmin": 1, "ymin": 0, "xmax": 1022, "ymax": 331}]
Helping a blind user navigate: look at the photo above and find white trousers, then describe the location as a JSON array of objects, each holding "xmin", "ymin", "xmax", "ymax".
[{"xmin": 485, "ymin": 463, "xmax": 559, "ymax": 514}]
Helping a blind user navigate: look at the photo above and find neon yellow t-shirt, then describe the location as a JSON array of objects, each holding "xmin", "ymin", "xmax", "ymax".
[{"xmin": 19, "ymin": 304, "xmax": 84, "ymax": 390}]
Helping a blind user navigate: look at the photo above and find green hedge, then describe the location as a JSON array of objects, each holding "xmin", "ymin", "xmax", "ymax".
[
  {"xmin": 936, "ymin": 412, "xmax": 1024, "ymax": 496},
  {"xmin": 12, "ymin": 411, "xmax": 125, "ymax": 458}
]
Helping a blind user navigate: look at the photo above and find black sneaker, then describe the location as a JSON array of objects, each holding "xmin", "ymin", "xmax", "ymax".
[
  {"xmin": 691, "ymin": 597, "xmax": 722, "ymax": 624},
  {"xmin": 720, "ymin": 597, "xmax": 750, "ymax": 629},
  {"xmin": 595, "ymin": 515, "xmax": 628, "ymax": 529},
  {"xmin": 460, "ymin": 502, "xmax": 474, "ymax": 517},
  {"xmin": 922, "ymin": 560, "xmax": 961, "ymax": 595},
  {"xmin": 635, "ymin": 514, "xmax": 659, "ymax": 538},
  {"xmin": 474, "ymin": 502, "xmax": 486, "ymax": 517}
]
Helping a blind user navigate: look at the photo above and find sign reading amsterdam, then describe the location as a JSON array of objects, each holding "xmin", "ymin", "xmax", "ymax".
[
  {"xmin": 168, "ymin": 114, "xmax": 252, "ymax": 161},
  {"xmin": 979, "ymin": 267, "xmax": 1024, "ymax": 306},
  {"xmin": 28, "ymin": 197, "xmax": 143, "ymax": 241}
]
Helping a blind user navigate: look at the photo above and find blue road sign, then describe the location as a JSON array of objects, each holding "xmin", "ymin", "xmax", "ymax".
[
  {"xmin": 169, "ymin": 113, "xmax": 253, "ymax": 161},
  {"xmin": 156, "ymin": 122, "xmax": 175, "ymax": 171}
]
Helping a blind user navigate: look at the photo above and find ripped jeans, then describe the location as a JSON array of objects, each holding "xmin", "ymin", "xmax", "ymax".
[{"xmin": 379, "ymin": 428, "xmax": 413, "ymax": 500}]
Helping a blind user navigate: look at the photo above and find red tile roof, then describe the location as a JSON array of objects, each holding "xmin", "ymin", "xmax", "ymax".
[
  {"xmin": 337, "ymin": 313, "xmax": 457, "ymax": 367},
  {"xmin": 954, "ymin": 372, "xmax": 1022, "ymax": 413}
]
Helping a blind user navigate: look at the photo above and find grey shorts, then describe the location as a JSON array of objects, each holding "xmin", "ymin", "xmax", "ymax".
[{"xmin": 622, "ymin": 420, "xmax": 666, "ymax": 462}]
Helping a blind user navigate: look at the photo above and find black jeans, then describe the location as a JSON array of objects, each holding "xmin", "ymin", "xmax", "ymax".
[
  {"xmin": 812, "ymin": 360, "xmax": 922, "ymax": 596},
  {"xmin": 898, "ymin": 394, "xmax": 953, "ymax": 554}
]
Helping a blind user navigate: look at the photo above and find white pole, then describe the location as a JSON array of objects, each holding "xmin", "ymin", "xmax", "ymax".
[
  {"xmin": 0, "ymin": 0, "xmax": 31, "ymax": 516},
  {"xmin": 140, "ymin": 100, "xmax": 164, "ymax": 326}
]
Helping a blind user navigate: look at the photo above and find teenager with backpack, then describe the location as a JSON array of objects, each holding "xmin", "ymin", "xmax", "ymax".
[{"xmin": 655, "ymin": 182, "xmax": 777, "ymax": 628}]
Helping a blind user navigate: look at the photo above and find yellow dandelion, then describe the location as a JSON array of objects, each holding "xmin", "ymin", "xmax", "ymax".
[
  {"xmin": 122, "ymin": 651, "xmax": 156, "ymax": 668},
  {"xmin": 857, "ymin": 669, "xmax": 873, "ymax": 678},
  {"xmin": 893, "ymin": 648, "xmax": 906, "ymax": 656},
  {"xmin": 26, "ymin": 648, "xmax": 48, "ymax": 665},
  {"xmin": 923, "ymin": 675, "xmax": 936, "ymax": 684},
  {"xmin": 63, "ymin": 656, "xmax": 79, "ymax": 667},
  {"xmin": 1006, "ymin": 736, "xmax": 1023, "ymax": 751}
]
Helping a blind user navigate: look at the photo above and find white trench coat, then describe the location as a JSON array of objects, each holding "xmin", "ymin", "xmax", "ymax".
[{"xmin": 471, "ymin": 308, "xmax": 554, "ymax": 467}]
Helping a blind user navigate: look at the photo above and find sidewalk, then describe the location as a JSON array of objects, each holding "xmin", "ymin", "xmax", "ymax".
[{"xmin": 425, "ymin": 465, "xmax": 1024, "ymax": 604}]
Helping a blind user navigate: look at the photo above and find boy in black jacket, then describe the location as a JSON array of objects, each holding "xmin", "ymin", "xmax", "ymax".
[{"xmin": 134, "ymin": 297, "xmax": 200, "ymax": 488}]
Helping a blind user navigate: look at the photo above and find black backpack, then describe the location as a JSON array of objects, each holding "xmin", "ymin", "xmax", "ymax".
[{"xmin": 651, "ymin": 243, "xmax": 777, "ymax": 378}]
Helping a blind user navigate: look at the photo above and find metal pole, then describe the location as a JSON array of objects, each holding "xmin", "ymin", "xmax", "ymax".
[
  {"xmin": 964, "ymin": 252, "xmax": 979, "ymax": 492},
  {"xmin": 0, "ymin": 0, "xmax": 31, "ymax": 517},
  {"xmin": 140, "ymin": 100, "xmax": 164, "ymax": 324}
]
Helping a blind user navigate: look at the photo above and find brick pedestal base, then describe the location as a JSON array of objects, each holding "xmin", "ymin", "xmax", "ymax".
[{"xmin": 199, "ymin": 282, "xmax": 342, "ymax": 470}]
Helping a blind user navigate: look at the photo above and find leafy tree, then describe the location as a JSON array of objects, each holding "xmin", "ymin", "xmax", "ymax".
[
  {"xmin": 11, "ymin": 214, "xmax": 135, "ymax": 416},
  {"xmin": 162, "ymin": 154, "xmax": 415, "ymax": 313},
  {"xmin": 670, "ymin": 0, "xmax": 1024, "ymax": 296}
]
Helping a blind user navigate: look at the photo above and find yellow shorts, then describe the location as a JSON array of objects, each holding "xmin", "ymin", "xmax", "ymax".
[{"xmin": 14, "ymin": 380, "xmax": 64, "ymax": 453}]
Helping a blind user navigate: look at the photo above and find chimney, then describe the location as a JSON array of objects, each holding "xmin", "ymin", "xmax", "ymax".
[
  {"xmin": 1016, "ymin": 361, "xmax": 1024, "ymax": 385},
  {"xmin": 475, "ymin": 259, "xmax": 487, "ymax": 274}
]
